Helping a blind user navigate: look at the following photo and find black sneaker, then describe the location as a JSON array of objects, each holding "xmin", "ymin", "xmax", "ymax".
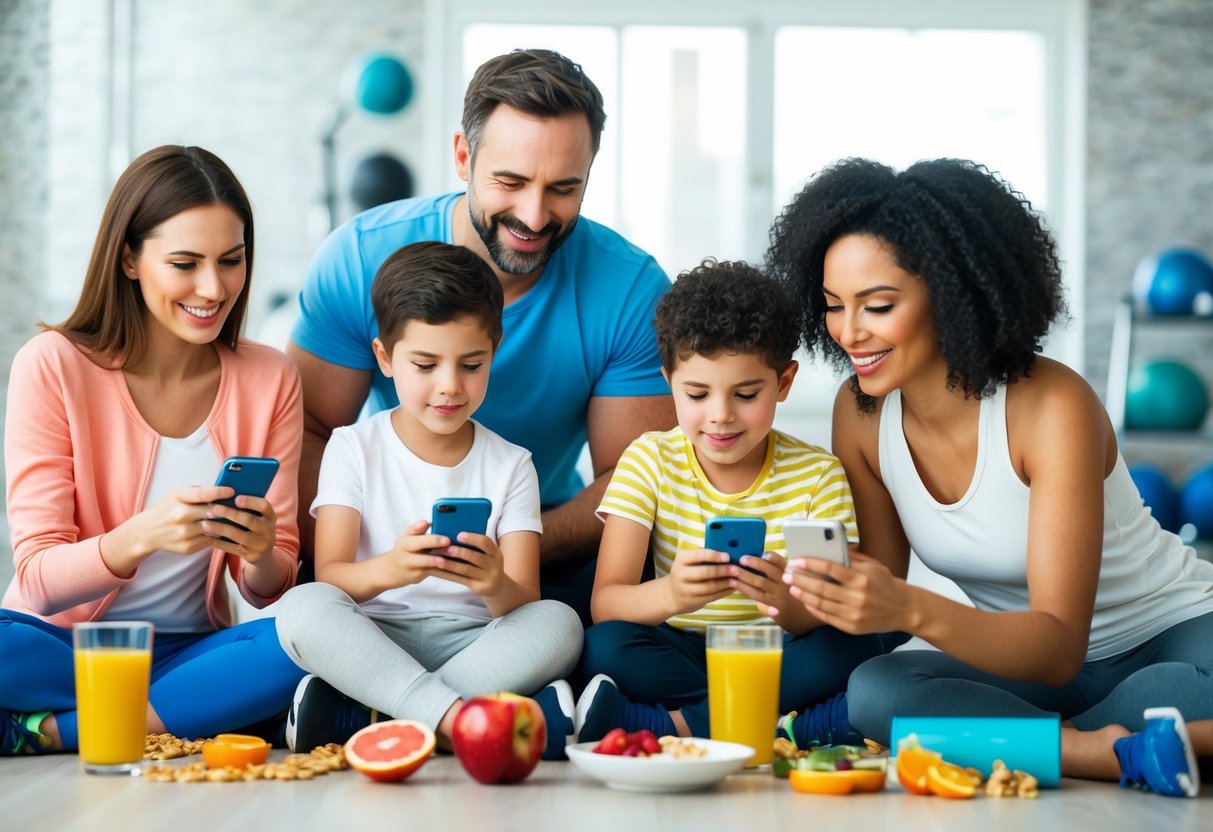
[
  {"xmin": 285, "ymin": 675, "xmax": 376, "ymax": 752},
  {"xmin": 1, "ymin": 709, "xmax": 52, "ymax": 756}
]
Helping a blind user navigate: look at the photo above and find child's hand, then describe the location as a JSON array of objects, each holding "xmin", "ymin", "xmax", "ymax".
[
  {"xmin": 665, "ymin": 548, "xmax": 737, "ymax": 615},
  {"xmin": 732, "ymin": 551, "xmax": 795, "ymax": 616},
  {"xmin": 428, "ymin": 532, "xmax": 507, "ymax": 598},
  {"xmin": 378, "ymin": 519, "xmax": 455, "ymax": 589}
]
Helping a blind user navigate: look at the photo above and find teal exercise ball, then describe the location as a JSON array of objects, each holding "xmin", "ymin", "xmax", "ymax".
[
  {"xmin": 1133, "ymin": 247, "xmax": 1213, "ymax": 316},
  {"xmin": 348, "ymin": 53, "xmax": 414, "ymax": 115},
  {"xmin": 1180, "ymin": 466, "xmax": 1213, "ymax": 539},
  {"xmin": 1124, "ymin": 359, "xmax": 1209, "ymax": 431}
]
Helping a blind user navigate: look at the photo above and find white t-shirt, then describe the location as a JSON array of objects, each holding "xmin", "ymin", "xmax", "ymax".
[
  {"xmin": 106, "ymin": 423, "xmax": 219, "ymax": 632},
  {"xmin": 313, "ymin": 411, "xmax": 542, "ymax": 619}
]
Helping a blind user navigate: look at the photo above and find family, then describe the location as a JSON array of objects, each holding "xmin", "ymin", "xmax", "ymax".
[{"xmin": 3, "ymin": 48, "xmax": 1211, "ymax": 797}]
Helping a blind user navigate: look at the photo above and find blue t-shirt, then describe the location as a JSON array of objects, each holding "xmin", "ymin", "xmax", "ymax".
[{"xmin": 292, "ymin": 192, "xmax": 671, "ymax": 508}]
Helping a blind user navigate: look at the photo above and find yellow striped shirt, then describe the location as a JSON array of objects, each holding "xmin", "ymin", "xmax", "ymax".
[{"xmin": 597, "ymin": 427, "xmax": 857, "ymax": 631}]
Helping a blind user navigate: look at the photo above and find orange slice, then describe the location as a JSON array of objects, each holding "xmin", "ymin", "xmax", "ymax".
[
  {"xmin": 201, "ymin": 733, "xmax": 271, "ymax": 769},
  {"xmin": 896, "ymin": 744, "xmax": 942, "ymax": 795},
  {"xmin": 789, "ymin": 768, "xmax": 886, "ymax": 795},
  {"xmin": 927, "ymin": 761, "xmax": 978, "ymax": 799}
]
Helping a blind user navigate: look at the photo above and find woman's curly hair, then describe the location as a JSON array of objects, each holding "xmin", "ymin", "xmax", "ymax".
[
  {"xmin": 765, "ymin": 157, "xmax": 1066, "ymax": 412},
  {"xmin": 655, "ymin": 258, "xmax": 800, "ymax": 374}
]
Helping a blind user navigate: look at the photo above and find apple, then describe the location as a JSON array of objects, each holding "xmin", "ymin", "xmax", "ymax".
[{"xmin": 452, "ymin": 692, "xmax": 547, "ymax": 784}]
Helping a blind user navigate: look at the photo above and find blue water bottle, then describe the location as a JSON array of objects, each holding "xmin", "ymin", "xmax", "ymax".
[{"xmin": 889, "ymin": 716, "xmax": 1061, "ymax": 788}]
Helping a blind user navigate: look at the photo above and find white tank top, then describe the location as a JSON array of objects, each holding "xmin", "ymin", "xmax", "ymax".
[
  {"xmin": 878, "ymin": 386, "xmax": 1213, "ymax": 660},
  {"xmin": 106, "ymin": 424, "xmax": 220, "ymax": 632}
]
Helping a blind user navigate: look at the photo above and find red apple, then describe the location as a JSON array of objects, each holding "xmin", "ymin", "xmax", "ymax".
[{"xmin": 452, "ymin": 692, "xmax": 546, "ymax": 784}]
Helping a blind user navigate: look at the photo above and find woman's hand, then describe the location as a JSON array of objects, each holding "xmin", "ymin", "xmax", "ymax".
[
  {"xmin": 782, "ymin": 551, "xmax": 911, "ymax": 634},
  {"xmin": 202, "ymin": 492, "xmax": 277, "ymax": 565},
  {"xmin": 664, "ymin": 548, "xmax": 737, "ymax": 615},
  {"xmin": 103, "ymin": 485, "xmax": 243, "ymax": 576}
]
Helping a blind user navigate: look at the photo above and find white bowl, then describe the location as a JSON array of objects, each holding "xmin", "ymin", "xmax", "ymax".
[{"xmin": 565, "ymin": 739, "xmax": 755, "ymax": 793}]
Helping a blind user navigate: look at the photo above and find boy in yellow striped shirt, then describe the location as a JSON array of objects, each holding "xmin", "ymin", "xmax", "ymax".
[{"xmin": 576, "ymin": 259, "xmax": 902, "ymax": 746}]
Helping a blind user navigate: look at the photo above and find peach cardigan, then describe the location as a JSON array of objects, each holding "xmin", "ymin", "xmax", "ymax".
[{"xmin": 3, "ymin": 331, "xmax": 302, "ymax": 629}]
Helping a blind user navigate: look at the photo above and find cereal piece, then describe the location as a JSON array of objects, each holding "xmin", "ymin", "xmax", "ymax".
[
  {"xmin": 657, "ymin": 737, "xmax": 708, "ymax": 759},
  {"xmin": 964, "ymin": 766, "xmax": 984, "ymax": 787},
  {"xmin": 1016, "ymin": 772, "xmax": 1039, "ymax": 799}
]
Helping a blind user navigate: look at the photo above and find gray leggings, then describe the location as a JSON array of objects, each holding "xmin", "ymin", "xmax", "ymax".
[
  {"xmin": 848, "ymin": 611, "xmax": 1213, "ymax": 745},
  {"xmin": 275, "ymin": 583, "xmax": 583, "ymax": 729}
]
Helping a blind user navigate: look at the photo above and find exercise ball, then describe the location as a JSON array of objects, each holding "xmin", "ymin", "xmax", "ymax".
[
  {"xmin": 1129, "ymin": 464, "xmax": 1180, "ymax": 532},
  {"xmin": 350, "ymin": 153, "xmax": 414, "ymax": 211},
  {"xmin": 1180, "ymin": 466, "xmax": 1213, "ymax": 539},
  {"xmin": 347, "ymin": 53, "xmax": 414, "ymax": 115},
  {"xmin": 1133, "ymin": 247, "xmax": 1213, "ymax": 316},
  {"xmin": 1124, "ymin": 359, "xmax": 1209, "ymax": 431}
]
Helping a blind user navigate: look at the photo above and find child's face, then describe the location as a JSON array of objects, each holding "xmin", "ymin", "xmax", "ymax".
[
  {"xmin": 664, "ymin": 351, "xmax": 797, "ymax": 486},
  {"xmin": 372, "ymin": 315, "xmax": 494, "ymax": 442}
]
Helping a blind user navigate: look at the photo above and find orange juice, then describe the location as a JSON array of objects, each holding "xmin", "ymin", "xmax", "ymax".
[
  {"xmin": 706, "ymin": 646, "xmax": 782, "ymax": 766},
  {"xmin": 74, "ymin": 648, "xmax": 151, "ymax": 766}
]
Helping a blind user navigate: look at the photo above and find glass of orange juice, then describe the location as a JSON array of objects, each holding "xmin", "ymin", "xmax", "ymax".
[
  {"xmin": 72, "ymin": 621, "xmax": 153, "ymax": 775},
  {"xmin": 706, "ymin": 624, "xmax": 782, "ymax": 767}
]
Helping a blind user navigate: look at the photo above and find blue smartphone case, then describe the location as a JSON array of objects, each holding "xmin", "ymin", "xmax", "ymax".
[
  {"xmin": 704, "ymin": 516, "xmax": 767, "ymax": 565},
  {"xmin": 212, "ymin": 457, "xmax": 279, "ymax": 537},
  {"xmin": 432, "ymin": 498, "xmax": 492, "ymax": 552}
]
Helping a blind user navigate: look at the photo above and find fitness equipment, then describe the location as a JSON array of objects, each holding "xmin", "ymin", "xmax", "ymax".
[
  {"xmin": 349, "ymin": 153, "xmax": 414, "ymax": 212},
  {"xmin": 1124, "ymin": 358, "xmax": 1209, "ymax": 431},
  {"xmin": 1180, "ymin": 465, "xmax": 1213, "ymax": 539},
  {"xmin": 1129, "ymin": 464, "xmax": 1180, "ymax": 533},
  {"xmin": 1133, "ymin": 247, "xmax": 1213, "ymax": 317},
  {"xmin": 320, "ymin": 52, "xmax": 414, "ymax": 231}
]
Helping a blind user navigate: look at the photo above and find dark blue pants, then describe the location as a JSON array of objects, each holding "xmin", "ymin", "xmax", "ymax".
[
  {"xmin": 582, "ymin": 619, "xmax": 899, "ymax": 737},
  {"xmin": 0, "ymin": 609, "xmax": 306, "ymax": 748}
]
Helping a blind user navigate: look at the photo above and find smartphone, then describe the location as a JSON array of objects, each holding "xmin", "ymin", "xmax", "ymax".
[
  {"xmin": 783, "ymin": 518, "xmax": 850, "ymax": 575},
  {"xmin": 431, "ymin": 498, "xmax": 492, "ymax": 560},
  {"xmin": 704, "ymin": 516, "xmax": 767, "ymax": 569},
  {"xmin": 211, "ymin": 456, "xmax": 280, "ymax": 541}
]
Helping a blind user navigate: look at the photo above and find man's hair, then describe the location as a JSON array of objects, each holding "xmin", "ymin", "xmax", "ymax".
[
  {"xmin": 655, "ymin": 259, "xmax": 800, "ymax": 374},
  {"xmin": 765, "ymin": 157, "xmax": 1066, "ymax": 413},
  {"xmin": 371, "ymin": 242, "xmax": 504, "ymax": 352},
  {"xmin": 462, "ymin": 49, "xmax": 606, "ymax": 156}
]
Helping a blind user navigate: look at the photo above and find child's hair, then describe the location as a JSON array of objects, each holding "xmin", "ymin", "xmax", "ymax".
[
  {"xmin": 371, "ymin": 241, "xmax": 504, "ymax": 351},
  {"xmin": 654, "ymin": 258, "xmax": 800, "ymax": 374},
  {"xmin": 765, "ymin": 157, "xmax": 1066, "ymax": 412},
  {"xmin": 46, "ymin": 145, "xmax": 253, "ymax": 366}
]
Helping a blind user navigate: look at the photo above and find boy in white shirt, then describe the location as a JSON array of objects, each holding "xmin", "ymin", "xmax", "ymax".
[{"xmin": 276, "ymin": 242, "xmax": 582, "ymax": 758}]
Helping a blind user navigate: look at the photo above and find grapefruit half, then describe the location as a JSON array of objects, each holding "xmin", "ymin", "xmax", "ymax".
[{"xmin": 344, "ymin": 719, "xmax": 436, "ymax": 783}]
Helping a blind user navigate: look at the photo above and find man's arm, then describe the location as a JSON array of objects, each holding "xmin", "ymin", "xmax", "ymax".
[
  {"xmin": 539, "ymin": 393, "xmax": 675, "ymax": 566},
  {"xmin": 286, "ymin": 342, "xmax": 372, "ymax": 561}
]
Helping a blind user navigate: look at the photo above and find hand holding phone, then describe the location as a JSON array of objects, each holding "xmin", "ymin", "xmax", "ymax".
[
  {"xmin": 431, "ymin": 498, "xmax": 492, "ymax": 563},
  {"xmin": 211, "ymin": 457, "xmax": 279, "ymax": 543},
  {"xmin": 783, "ymin": 518, "xmax": 849, "ymax": 580},
  {"xmin": 704, "ymin": 516, "xmax": 766, "ymax": 573}
]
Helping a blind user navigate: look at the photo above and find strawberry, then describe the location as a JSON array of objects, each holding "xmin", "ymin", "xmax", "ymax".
[{"xmin": 593, "ymin": 727, "xmax": 629, "ymax": 755}]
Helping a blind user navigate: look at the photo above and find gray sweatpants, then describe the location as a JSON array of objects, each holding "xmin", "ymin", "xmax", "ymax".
[{"xmin": 275, "ymin": 582, "xmax": 583, "ymax": 729}]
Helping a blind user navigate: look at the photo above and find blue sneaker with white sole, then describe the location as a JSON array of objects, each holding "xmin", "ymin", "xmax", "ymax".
[{"xmin": 1114, "ymin": 707, "xmax": 1200, "ymax": 798}]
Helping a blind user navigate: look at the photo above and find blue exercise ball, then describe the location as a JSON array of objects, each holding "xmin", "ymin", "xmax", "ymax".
[
  {"xmin": 348, "ymin": 53, "xmax": 414, "ymax": 115},
  {"xmin": 350, "ymin": 153, "xmax": 414, "ymax": 211},
  {"xmin": 1125, "ymin": 359, "xmax": 1209, "ymax": 431},
  {"xmin": 1129, "ymin": 464, "xmax": 1180, "ymax": 532},
  {"xmin": 1180, "ymin": 466, "xmax": 1213, "ymax": 539},
  {"xmin": 1133, "ymin": 247, "xmax": 1213, "ymax": 316}
]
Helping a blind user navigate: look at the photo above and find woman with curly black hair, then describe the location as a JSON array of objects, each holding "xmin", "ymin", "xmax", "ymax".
[{"xmin": 768, "ymin": 157, "xmax": 1213, "ymax": 794}]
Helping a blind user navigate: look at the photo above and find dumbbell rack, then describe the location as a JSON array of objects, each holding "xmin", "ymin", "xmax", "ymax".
[{"xmin": 1105, "ymin": 293, "xmax": 1213, "ymax": 559}]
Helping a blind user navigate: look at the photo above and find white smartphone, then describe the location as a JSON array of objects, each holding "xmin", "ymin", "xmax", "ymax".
[{"xmin": 783, "ymin": 518, "xmax": 850, "ymax": 572}]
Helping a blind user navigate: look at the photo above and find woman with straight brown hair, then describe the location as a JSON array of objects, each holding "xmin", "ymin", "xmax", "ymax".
[{"xmin": 0, "ymin": 145, "xmax": 306, "ymax": 756}]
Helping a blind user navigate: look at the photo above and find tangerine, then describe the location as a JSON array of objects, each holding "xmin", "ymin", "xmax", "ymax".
[
  {"xmin": 788, "ymin": 768, "xmax": 886, "ymax": 795},
  {"xmin": 895, "ymin": 744, "xmax": 942, "ymax": 795},
  {"xmin": 344, "ymin": 719, "xmax": 436, "ymax": 783},
  {"xmin": 201, "ymin": 733, "xmax": 271, "ymax": 770},
  {"xmin": 926, "ymin": 761, "xmax": 978, "ymax": 799}
]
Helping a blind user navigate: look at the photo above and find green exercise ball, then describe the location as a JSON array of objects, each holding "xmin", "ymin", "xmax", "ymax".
[{"xmin": 1125, "ymin": 359, "xmax": 1209, "ymax": 431}]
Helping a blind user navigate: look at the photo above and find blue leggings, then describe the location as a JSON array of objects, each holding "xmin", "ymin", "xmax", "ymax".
[
  {"xmin": 582, "ymin": 620, "xmax": 900, "ymax": 737},
  {"xmin": 847, "ymin": 611, "xmax": 1213, "ymax": 745},
  {"xmin": 0, "ymin": 609, "xmax": 306, "ymax": 748}
]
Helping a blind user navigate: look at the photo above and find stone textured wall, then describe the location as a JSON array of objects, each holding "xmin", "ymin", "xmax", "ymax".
[{"xmin": 1086, "ymin": 0, "xmax": 1213, "ymax": 481}]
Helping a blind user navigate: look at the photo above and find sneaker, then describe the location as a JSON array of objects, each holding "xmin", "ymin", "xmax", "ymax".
[
  {"xmin": 776, "ymin": 693, "xmax": 865, "ymax": 749},
  {"xmin": 285, "ymin": 675, "xmax": 378, "ymax": 752},
  {"xmin": 574, "ymin": 674, "xmax": 675, "ymax": 744},
  {"xmin": 1, "ymin": 709, "xmax": 52, "ymax": 756},
  {"xmin": 533, "ymin": 679, "xmax": 575, "ymax": 761},
  {"xmin": 1114, "ymin": 706, "xmax": 1200, "ymax": 798}
]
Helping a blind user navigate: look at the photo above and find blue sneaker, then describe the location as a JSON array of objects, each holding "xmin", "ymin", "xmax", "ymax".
[
  {"xmin": 776, "ymin": 693, "xmax": 865, "ymax": 750},
  {"xmin": 1, "ymin": 709, "xmax": 52, "ymax": 756},
  {"xmin": 285, "ymin": 675, "xmax": 379, "ymax": 752},
  {"xmin": 533, "ymin": 679, "xmax": 575, "ymax": 761},
  {"xmin": 1114, "ymin": 707, "xmax": 1200, "ymax": 798},
  {"xmin": 574, "ymin": 674, "xmax": 675, "ymax": 744}
]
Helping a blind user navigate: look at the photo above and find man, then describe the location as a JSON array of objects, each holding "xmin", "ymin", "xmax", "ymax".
[{"xmin": 288, "ymin": 49, "xmax": 674, "ymax": 622}]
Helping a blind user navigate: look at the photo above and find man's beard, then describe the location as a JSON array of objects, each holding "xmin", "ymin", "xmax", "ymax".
[{"xmin": 468, "ymin": 199, "xmax": 576, "ymax": 276}]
